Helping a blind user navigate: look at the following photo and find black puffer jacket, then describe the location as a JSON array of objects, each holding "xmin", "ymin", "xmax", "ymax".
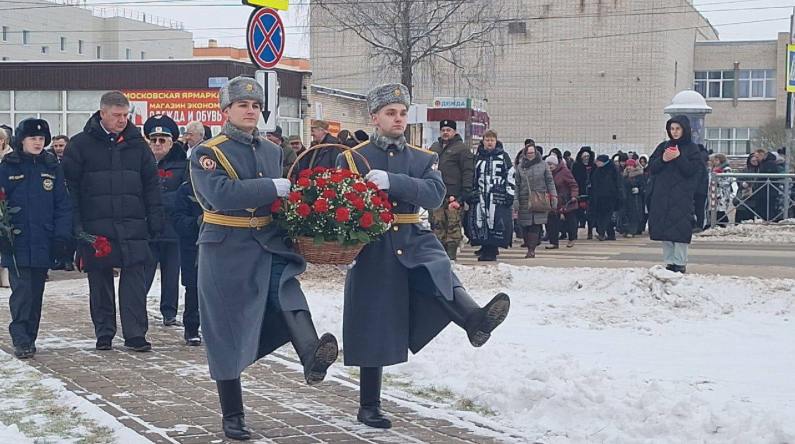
[
  {"xmin": 63, "ymin": 112, "xmax": 163, "ymax": 270},
  {"xmin": 590, "ymin": 159, "xmax": 623, "ymax": 213},
  {"xmin": 572, "ymin": 147, "xmax": 594, "ymax": 198},
  {"xmin": 154, "ymin": 145, "xmax": 187, "ymax": 242},
  {"xmin": 647, "ymin": 115, "xmax": 701, "ymax": 244}
]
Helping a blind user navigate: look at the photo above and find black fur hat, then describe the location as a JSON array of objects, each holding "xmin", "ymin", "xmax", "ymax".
[
  {"xmin": 354, "ymin": 130, "xmax": 369, "ymax": 142},
  {"xmin": 13, "ymin": 118, "xmax": 51, "ymax": 149}
]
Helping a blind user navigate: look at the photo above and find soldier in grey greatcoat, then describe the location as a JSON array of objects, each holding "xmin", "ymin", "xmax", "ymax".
[
  {"xmin": 190, "ymin": 76, "xmax": 338, "ymax": 441},
  {"xmin": 336, "ymin": 84, "xmax": 511, "ymax": 429}
]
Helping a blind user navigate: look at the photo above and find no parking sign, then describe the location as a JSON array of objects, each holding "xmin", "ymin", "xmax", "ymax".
[{"xmin": 246, "ymin": 7, "xmax": 285, "ymax": 69}]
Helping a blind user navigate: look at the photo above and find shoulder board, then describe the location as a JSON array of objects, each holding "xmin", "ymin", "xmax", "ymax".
[
  {"xmin": 350, "ymin": 141, "xmax": 369, "ymax": 151},
  {"xmin": 407, "ymin": 144, "xmax": 434, "ymax": 155},
  {"xmin": 203, "ymin": 135, "xmax": 229, "ymax": 148}
]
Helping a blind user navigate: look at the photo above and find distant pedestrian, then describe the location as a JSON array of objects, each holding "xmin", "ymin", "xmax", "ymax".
[
  {"xmin": 49, "ymin": 135, "xmax": 69, "ymax": 161},
  {"xmin": 692, "ymin": 143, "xmax": 710, "ymax": 232},
  {"xmin": 572, "ymin": 146, "xmax": 595, "ymax": 238},
  {"xmin": 513, "ymin": 145, "xmax": 556, "ymax": 258},
  {"xmin": 545, "ymin": 155, "xmax": 579, "ymax": 249},
  {"xmin": 266, "ymin": 125, "xmax": 297, "ymax": 178},
  {"xmin": 183, "ymin": 120, "xmax": 206, "ymax": 158},
  {"xmin": 709, "ymin": 153, "xmax": 734, "ymax": 228},
  {"xmin": 620, "ymin": 158, "xmax": 645, "ymax": 236},
  {"xmin": 590, "ymin": 154, "xmax": 622, "ymax": 241},
  {"xmin": 647, "ymin": 115, "xmax": 702, "ymax": 273}
]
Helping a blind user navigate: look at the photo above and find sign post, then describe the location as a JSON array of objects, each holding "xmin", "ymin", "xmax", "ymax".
[
  {"xmin": 246, "ymin": 7, "xmax": 285, "ymax": 70},
  {"xmin": 255, "ymin": 70, "xmax": 279, "ymax": 133}
]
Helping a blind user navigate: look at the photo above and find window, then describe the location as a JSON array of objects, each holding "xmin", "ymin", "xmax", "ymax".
[
  {"xmin": 96, "ymin": 45, "xmax": 101, "ymax": 59},
  {"xmin": 78, "ymin": 39, "xmax": 83, "ymax": 55},
  {"xmin": 705, "ymin": 127, "xmax": 756, "ymax": 155},
  {"xmin": 60, "ymin": 37, "xmax": 66, "ymax": 52},
  {"xmin": 41, "ymin": 46, "xmax": 48, "ymax": 54},
  {"xmin": 694, "ymin": 71, "xmax": 734, "ymax": 99},
  {"xmin": 2, "ymin": 26, "xmax": 8, "ymax": 42},
  {"xmin": 140, "ymin": 51, "xmax": 146, "ymax": 60},
  {"xmin": 125, "ymin": 48, "xmax": 131, "ymax": 59},
  {"xmin": 22, "ymin": 30, "xmax": 29, "ymax": 45},
  {"xmin": 738, "ymin": 69, "xmax": 775, "ymax": 99}
]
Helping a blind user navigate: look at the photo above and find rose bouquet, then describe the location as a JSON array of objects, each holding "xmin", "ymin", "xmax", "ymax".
[{"xmin": 272, "ymin": 166, "xmax": 394, "ymax": 264}]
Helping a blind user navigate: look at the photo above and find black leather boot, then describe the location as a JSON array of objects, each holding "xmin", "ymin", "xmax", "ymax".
[
  {"xmin": 357, "ymin": 367, "xmax": 391, "ymax": 429},
  {"xmin": 216, "ymin": 379, "xmax": 251, "ymax": 441},
  {"xmin": 283, "ymin": 310, "xmax": 338, "ymax": 385},
  {"xmin": 440, "ymin": 288, "xmax": 511, "ymax": 347}
]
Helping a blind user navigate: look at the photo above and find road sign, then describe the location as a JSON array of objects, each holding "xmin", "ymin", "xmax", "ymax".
[
  {"xmin": 787, "ymin": 44, "xmax": 795, "ymax": 93},
  {"xmin": 255, "ymin": 70, "xmax": 279, "ymax": 132},
  {"xmin": 242, "ymin": 0, "xmax": 288, "ymax": 11},
  {"xmin": 247, "ymin": 8, "xmax": 285, "ymax": 70},
  {"xmin": 208, "ymin": 77, "xmax": 229, "ymax": 88}
]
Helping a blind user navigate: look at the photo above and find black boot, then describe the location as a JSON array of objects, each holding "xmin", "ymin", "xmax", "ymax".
[
  {"xmin": 357, "ymin": 367, "xmax": 391, "ymax": 429},
  {"xmin": 216, "ymin": 379, "xmax": 251, "ymax": 441},
  {"xmin": 441, "ymin": 287, "xmax": 510, "ymax": 347},
  {"xmin": 283, "ymin": 310, "xmax": 338, "ymax": 385}
]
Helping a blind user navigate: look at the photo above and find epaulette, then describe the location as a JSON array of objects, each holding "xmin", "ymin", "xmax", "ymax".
[
  {"xmin": 407, "ymin": 144, "xmax": 434, "ymax": 155},
  {"xmin": 203, "ymin": 135, "xmax": 228, "ymax": 148}
]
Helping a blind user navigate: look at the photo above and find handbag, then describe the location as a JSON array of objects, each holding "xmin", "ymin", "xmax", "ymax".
[{"xmin": 529, "ymin": 191, "xmax": 553, "ymax": 212}]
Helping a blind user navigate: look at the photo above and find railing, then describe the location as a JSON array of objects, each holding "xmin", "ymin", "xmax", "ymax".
[{"xmin": 708, "ymin": 172, "xmax": 795, "ymax": 226}]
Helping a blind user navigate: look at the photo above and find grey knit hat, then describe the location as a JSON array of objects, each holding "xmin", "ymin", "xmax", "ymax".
[
  {"xmin": 219, "ymin": 76, "xmax": 263, "ymax": 110},
  {"xmin": 367, "ymin": 83, "xmax": 410, "ymax": 114}
]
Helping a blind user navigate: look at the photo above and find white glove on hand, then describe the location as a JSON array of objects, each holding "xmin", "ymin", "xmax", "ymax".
[
  {"xmin": 273, "ymin": 178, "xmax": 291, "ymax": 197},
  {"xmin": 365, "ymin": 169, "xmax": 390, "ymax": 190}
]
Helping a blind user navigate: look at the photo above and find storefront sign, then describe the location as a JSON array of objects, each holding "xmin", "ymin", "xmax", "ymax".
[
  {"xmin": 432, "ymin": 97, "xmax": 470, "ymax": 109},
  {"xmin": 124, "ymin": 89, "xmax": 224, "ymax": 127}
]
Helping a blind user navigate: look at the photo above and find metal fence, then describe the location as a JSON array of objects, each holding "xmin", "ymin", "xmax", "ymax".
[{"xmin": 708, "ymin": 172, "xmax": 795, "ymax": 227}]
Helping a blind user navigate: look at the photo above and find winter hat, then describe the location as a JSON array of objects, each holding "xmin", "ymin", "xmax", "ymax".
[
  {"xmin": 287, "ymin": 135, "xmax": 302, "ymax": 143},
  {"xmin": 219, "ymin": 76, "xmax": 263, "ymax": 110},
  {"xmin": 311, "ymin": 119, "xmax": 330, "ymax": 131},
  {"xmin": 143, "ymin": 114, "xmax": 179, "ymax": 139},
  {"xmin": 626, "ymin": 159, "xmax": 638, "ymax": 168},
  {"xmin": 266, "ymin": 125, "xmax": 284, "ymax": 141},
  {"xmin": 367, "ymin": 83, "xmax": 410, "ymax": 114},
  {"xmin": 596, "ymin": 154, "xmax": 610, "ymax": 164},
  {"xmin": 440, "ymin": 120, "xmax": 457, "ymax": 131},
  {"xmin": 354, "ymin": 130, "xmax": 369, "ymax": 142},
  {"xmin": 14, "ymin": 118, "xmax": 51, "ymax": 149},
  {"xmin": 545, "ymin": 155, "xmax": 559, "ymax": 166},
  {"xmin": 524, "ymin": 138, "xmax": 535, "ymax": 147}
]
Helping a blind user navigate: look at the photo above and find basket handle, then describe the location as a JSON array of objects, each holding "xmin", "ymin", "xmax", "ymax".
[{"xmin": 287, "ymin": 143, "xmax": 371, "ymax": 179}]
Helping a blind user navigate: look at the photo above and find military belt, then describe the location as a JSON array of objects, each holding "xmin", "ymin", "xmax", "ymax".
[
  {"xmin": 203, "ymin": 212, "xmax": 272, "ymax": 228},
  {"xmin": 393, "ymin": 213, "xmax": 421, "ymax": 224}
]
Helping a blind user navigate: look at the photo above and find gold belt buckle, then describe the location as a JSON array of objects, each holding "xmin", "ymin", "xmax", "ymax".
[{"xmin": 249, "ymin": 217, "xmax": 259, "ymax": 228}]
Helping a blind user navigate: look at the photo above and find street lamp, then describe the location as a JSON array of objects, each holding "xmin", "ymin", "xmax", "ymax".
[{"xmin": 664, "ymin": 90, "xmax": 712, "ymax": 147}]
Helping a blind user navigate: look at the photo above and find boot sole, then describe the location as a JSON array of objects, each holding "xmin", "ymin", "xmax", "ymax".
[
  {"xmin": 357, "ymin": 414, "xmax": 393, "ymax": 429},
  {"xmin": 471, "ymin": 294, "xmax": 511, "ymax": 347},
  {"xmin": 306, "ymin": 333, "xmax": 338, "ymax": 385}
]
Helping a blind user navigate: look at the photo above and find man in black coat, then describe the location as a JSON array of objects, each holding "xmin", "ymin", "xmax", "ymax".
[
  {"xmin": 292, "ymin": 120, "xmax": 340, "ymax": 177},
  {"xmin": 590, "ymin": 154, "xmax": 622, "ymax": 241},
  {"xmin": 647, "ymin": 115, "xmax": 701, "ymax": 273},
  {"xmin": 142, "ymin": 115, "xmax": 186, "ymax": 327},
  {"xmin": 63, "ymin": 91, "xmax": 164, "ymax": 352},
  {"xmin": 572, "ymin": 146, "xmax": 595, "ymax": 237}
]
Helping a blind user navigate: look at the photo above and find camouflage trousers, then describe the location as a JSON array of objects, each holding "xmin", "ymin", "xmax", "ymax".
[{"xmin": 430, "ymin": 203, "xmax": 463, "ymax": 255}]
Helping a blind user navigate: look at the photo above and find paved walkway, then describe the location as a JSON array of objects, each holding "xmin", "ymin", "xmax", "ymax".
[
  {"xmin": 0, "ymin": 277, "xmax": 511, "ymax": 444},
  {"xmin": 457, "ymin": 230, "xmax": 795, "ymax": 279}
]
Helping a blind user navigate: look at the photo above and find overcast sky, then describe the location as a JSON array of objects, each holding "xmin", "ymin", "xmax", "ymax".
[{"xmin": 87, "ymin": 0, "xmax": 794, "ymax": 58}]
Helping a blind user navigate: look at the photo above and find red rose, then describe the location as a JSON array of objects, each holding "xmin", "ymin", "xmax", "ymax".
[
  {"xmin": 299, "ymin": 169, "xmax": 313, "ymax": 178},
  {"xmin": 367, "ymin": 182, "xmax": 378, "ymax": 190},
  {"xmin": 352, "ymin": 182, "xmax": 367, "ymax": 193},
  {"xmin": 322, "ymin": 189, "xmax": 336, "ymax": 199},
  {"xmin": 359, "ymin": 212, "xmax": 374, "ymax": 229},
  {"xmin": 351, "ymin": 198, "xmax": 365, "ymax": 211},
  {"xmin": 371, "ymin": 196, "xmax": 382, "ymax": 206},
  {"xmin": 270, "ymin": 199, "xmax": 282, "ymax": 213},
  {"xmin": 313, "ymin": 199, "xmax": 330, "ymax": 213},
  {"xmin": 312, "ymin": 166, "xmax": 328, "ymax": 174},
  {"xmin": 335, "ymin": 207, "xmax": 350, "ymax": 222},
  {"xmin": 296, "ymin": 177, "xmax": 311, "ymax": 188},
  {"xmin": 330, "ymin": 174, "xmax": 344, "ymax": 183},
  {"xmin": 379, "ymin": 211, "xmax": 393, "ymax": 223},
  {"xmin": 382, "ymin": 200, "xmax": 393, "ymax": 210},
  {"xmin": 297, "ymin": 203, "xmax": 311, "ymax": 218},
  {"xmin": 288, "ymin": 191, "xmax": 303, "ymax": 203},
  {"xmin": 315, "ymin": 178, "xmax": 328, "ymax": 188},
  {"xmin": 93, "ymin": 236, "xmax": 112, "ymax": 258}
]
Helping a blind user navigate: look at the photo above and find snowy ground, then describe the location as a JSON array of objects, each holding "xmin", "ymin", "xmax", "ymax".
[
  {"xmin": 302, "ymin": 264, "xmax": 795, "ymax": 443},
  {"xmin": 0, "ymin": 348, "xmax": 149, "ymax": 443},
  {"xmin": 696, "ymin": 219, "xmax": 795, "ymax": 243}
]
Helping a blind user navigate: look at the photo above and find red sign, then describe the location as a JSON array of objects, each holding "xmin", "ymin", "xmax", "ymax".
[{"xmin": 124, "ymin": 90, "xmax": 224, "ymax": 127}]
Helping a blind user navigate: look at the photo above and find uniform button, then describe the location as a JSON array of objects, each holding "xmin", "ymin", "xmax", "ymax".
[
  {"xmin": 396, "ymin": 249, "xmax": 403, "ymax": 255},
  {"xmin": 392, "ymin": 201, "xmax": 398, "ymax": 207},
  {"xmin": 392, "ymin": 226, "xmax": 399, "ymax": 232},
  {"xmin": 389, "ymin": 152, "xmax": 395, "ymax": 157},
  {"xmin": 258, "ymin": 172, "xmax": 263, "ymax": 177}
]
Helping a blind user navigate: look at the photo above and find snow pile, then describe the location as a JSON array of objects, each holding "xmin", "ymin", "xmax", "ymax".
[
  {"xmin": 696, "ymin": 219, "xmax": 795, "ymax": 243},
  {"xmin": 302, "ymin": 264, "xmax": 795, "ymax": 442}
]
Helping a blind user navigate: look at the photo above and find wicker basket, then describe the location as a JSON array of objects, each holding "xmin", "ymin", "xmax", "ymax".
[
  {"xmin": 288, "ymin": 144, "xmax": 371, "ymax": 265},
  {"xmin": 294, "ymin": 237, "xmax": 364, "ymax": 265}
]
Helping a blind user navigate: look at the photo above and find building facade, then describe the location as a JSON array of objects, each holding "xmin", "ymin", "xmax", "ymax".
[{"xmin": 0, "ymin": 0, "xmax": 192, "ymax": 61}]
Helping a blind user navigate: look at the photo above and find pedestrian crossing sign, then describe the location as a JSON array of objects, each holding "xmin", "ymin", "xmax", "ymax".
[{"xmin": 242, "ymin": 0, "xmax": 288, "ymax": 11}]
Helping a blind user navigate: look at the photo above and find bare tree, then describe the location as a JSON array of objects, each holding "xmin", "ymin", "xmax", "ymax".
[
  {"xmin": 313, "ymin": 0, "xmax": 503, "ymax": 96},
  {"xmin": 753, "ymin": 119, "xmax": 791, "ymax": 152}
]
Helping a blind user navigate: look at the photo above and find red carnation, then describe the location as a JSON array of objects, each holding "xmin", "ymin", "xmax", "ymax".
[
  {"xmin": 312, "ymin": 166, "xmax": 328, "ymax": 174},
  {"xmin": 157, "ymin": 169, "xmax": 173, "ymax": 178},
  {"xmin": 322, "ymin": 189, "xmax": 336, "ymax": 199},
  {"xmin": 371, "ymin": 196, "xmax": 382, "ymax": 206},
  {"xmin": 335, "ymin": 207, "xmax": 351, "ymax": 222},
  {"xmin": 298, "ymin": 169, "xmax": 313, "ymax": 178},
  {"xmin": 351, "ymin": 198, "xmax": 365, "ymax": 211},
  {"xmin": 367, "ymin": 182, "xmax": 378, "ymax": 190},
  {"xmin": 92, "ymin": 236, "xmax": 112, "ymax": 258},
  {"xmin": 313, "ymin": 199, "xmax": 330, "ymax": 213},
  {"xmin": 315, "ymin": 178, "xmax": 328, "ymax": 188},
  {"xmin": 359, "ymin": 212, "xmax": 374, "ymax": 229},
  {"xmin": 270, "ymin": 199, "xmax": 283, "ymax": 213},
  {"xmin": 330, "ymin": 174, "xmax": 344, "ymax": 184},
  {"xmin": 379, "ymin": 211, "xmax": 394, "ymax": 223},
  {"xmin": 382, "ymin": 200, "xmax": 393, "ymax": 210},
  {"xmin": 296, "ymin": 177, "xmax": 311, "ymax": 188},
  {"xmin": 288, "ymin": 191, "xmax": 303, "ymax": 203},
  {"xmin": 297, "ymin": 203, "xmax": 311, "ymax": 218},
  {"xmin": 352, "ymin": 182, "xmax": 367, "ymax": 193}
]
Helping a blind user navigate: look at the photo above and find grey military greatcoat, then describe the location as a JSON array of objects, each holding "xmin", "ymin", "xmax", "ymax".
[
  {"xmin": 336, "ymin": 138, "xmax": 464, "ymax": 367},
  {"xmin": 190, "ymin": 124, "xmax": 309, "ymax": 381}
]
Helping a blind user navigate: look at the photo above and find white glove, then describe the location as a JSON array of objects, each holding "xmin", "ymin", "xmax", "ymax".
[
  {"xmin": 365, "ymin": 169, "xmax": 390, "ymax": 190},
  {"xmin": 273, "ymin": 178, "xmax": 291, "ymax": 197},
  {"xmin": 631, "ymin": 187, "xmax": 639, "ymax": 194}
]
